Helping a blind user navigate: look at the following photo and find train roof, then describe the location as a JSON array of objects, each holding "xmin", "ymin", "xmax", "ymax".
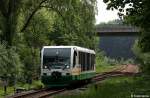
[{"xmin": 42, "ymin": 46, "xmax": 95, "ymax": 54}]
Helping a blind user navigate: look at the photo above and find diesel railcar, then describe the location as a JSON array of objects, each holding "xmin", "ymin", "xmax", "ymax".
[{"xmin": 41, "ymin": 46, "xmax": 95, "ymax": 87}]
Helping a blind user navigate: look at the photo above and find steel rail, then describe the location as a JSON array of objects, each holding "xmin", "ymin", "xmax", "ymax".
[{"xmin": 7, "ymin": 88, "xmax": 66, "ymax": 98}]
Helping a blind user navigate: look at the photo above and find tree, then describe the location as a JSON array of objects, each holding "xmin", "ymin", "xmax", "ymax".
[
  {"xmin": 49, "ymin": 0, "xmax": 97, "ymax": 49},
  {"xmin": 0, "ymin": 0, "xmax": 21, "ymax": 46},
  {"xmin": 0, "ymin": 43, "xmax": 22, "ymax": 94},
  {"xmin": 0, "ymin": 0, "xmax": 97, "ymax": 47},
  {"xmin": 19, "ymin": 9, "xmax": 55, "ymax": 82}
]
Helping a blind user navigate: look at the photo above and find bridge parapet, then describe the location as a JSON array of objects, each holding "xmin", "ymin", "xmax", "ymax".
[{"xmin": 96, "ymin": 25, "xmax": 139, "ymax": 36}]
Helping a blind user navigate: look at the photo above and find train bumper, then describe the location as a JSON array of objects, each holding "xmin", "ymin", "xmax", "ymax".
[
  {"xmin": 41, "ymin": 72, "xmax": 95, "ymax": 87},
  {"xmin": 41, "ymin": 75, "xmax": 74, "ymax": 87}
]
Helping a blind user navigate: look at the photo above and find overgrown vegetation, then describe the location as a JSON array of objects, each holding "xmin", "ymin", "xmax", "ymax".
[
  {"xmin": 0, "ymin": 80, "xmax": 44, "ymax": 97},
  {"xmin": 132, "ymin": 40, "xmax": 150, "ymax": 75},
  {"xmin": 96, "ymin": 49, "xmax": 135, "ymax": 73},
  {"xmin": 55, "ymin": 76, "xmax": 150, "ymax": 98}
]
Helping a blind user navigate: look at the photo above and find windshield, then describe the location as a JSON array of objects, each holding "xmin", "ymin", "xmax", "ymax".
[{"xmin": 43, "ymin": 48, "xmax": 71, "ymax": 69}]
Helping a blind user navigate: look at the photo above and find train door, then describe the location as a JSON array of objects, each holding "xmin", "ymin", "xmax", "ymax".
[
  {"xmin": 72, "ymin": 50, "xmax": 80, "ymax": 75},
  {"xmin": 73, "ymin": 50, "xmax": 77, "ymax": 68}
]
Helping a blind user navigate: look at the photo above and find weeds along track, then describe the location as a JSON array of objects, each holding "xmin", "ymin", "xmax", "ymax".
[
  {"xmin": 93, "ymin": 64, "xmax": 137, "ymax": 82},
  {"xmin": 7, "ymin": 88, "xmax": 66, "ymax": 98},
  {"xmin": 8, "ymin": 65, "xmax": 138, "ymax": 98},
  {"xmin": 93, "ymin": 71, "xmax": 135, "ymax": 82}
]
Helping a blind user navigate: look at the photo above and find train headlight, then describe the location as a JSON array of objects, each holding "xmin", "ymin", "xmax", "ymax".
[
  {"xmin": 66, "ymin": 65, "xmax": 69, "ymax": 69},
  {"xmin": 44, "ymin": 66, "xmax": 47, "ymax": 69},
  {"xmin": 63, "ymin": 64, "xmax": 70, "ymax": 70}
]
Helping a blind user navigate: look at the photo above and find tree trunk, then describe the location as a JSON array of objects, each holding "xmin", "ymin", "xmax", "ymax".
[
  {"xmin": 4, "ymin": 21, "xmax": 13, "ymax": 46},
  {"xmin": 1, "ymin": 0, "xmax": 17, "ymax": 46}
]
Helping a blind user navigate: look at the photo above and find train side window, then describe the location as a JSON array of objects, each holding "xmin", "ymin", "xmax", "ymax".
[
  {"xmin": 73, "ymin": 51, "xmax": 77, "ymax": 67},
  {"xmin": 82, "ymin": 52, "xmax": 84, "ymax": 71},
  {"xmin": 80, "ymin": 52, "xmax": 82, "ymax": 71},
  {"xmin": 91, "ymin": 54, "xmax": 94, "ymax": 70},
  {"xmin": 85, "ymin": 53, "xmax": 87, "ymax": 71},
  {"xmin": 79, "ymin": 52, "xmax": 81, "ymax": 67},
  {"xmin": 81, "ymin": 52, "xmax": 83, "ymax": 71},
  {"xmin": 85, "ymin": 53, "xmax": 88, "ymax": 71},
  {"xmin": 87, "ymin": 53, "xmax": 90, "ymax": 70},
  {"xmin": 80, "ymin": 52, "xmax": 84, "ymax": 71},
  {"xmin": 83, "ymin": 53, "xmax": 85, "ymax": 71},
  {"xmin": 90, "ymin": 54, "xmax": 92, "ymax": 70},
  {"xmin": 79, "ymin": 52, "xmax": 81, "ymax": 70},
  {"xmin": 91, "ymin": 54, "xmax": 95, "ymax": 70},
  {"xmin": 93, "ymin": 55, "xmax": 95, "ymax": 70},
  {"xmin": 89, "ymin": 54, "xmax": 91, "ymax": 70}
]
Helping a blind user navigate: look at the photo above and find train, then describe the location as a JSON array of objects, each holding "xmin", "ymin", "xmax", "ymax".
[{"xmin": 41, "ymin": 46, "xmax": 96, "ymax": 87}]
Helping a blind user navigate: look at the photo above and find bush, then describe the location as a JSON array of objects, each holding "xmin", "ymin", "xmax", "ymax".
[
  {"xmin": 0, "ymin": 43, "xmax": 23, "ymax": 85},
  {"xmin": 32, "ymin": 81, "xmax": 44, "ymax": 90},
  {"xmin": 96, "ymin": 50, "xmax": 135, "ymax": 67},
  {"xmin": 132, "ymin": 40, "xmax": 150, "ymax": 75},
  {"xmin": 96, "ymin": 50, "xmax": 112, "ymax": 66}
]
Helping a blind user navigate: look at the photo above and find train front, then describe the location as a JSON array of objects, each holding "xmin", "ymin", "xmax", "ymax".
[{"xmin": 41, "ymin": 47, "xmax": 72, "ymax": 87}]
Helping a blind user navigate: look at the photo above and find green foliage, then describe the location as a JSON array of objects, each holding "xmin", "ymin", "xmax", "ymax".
[
  {"xmin": 15, "ymin": 8, "xmax": 56, "ymax": 82},
  {"xmin": 0, "ymin": 0, "xmax": 22, "ymax": 45},
  {"xmin": 96, "ymin": 50, "xmax": 135, "ymax": 67},
  {"xmin": 95, "ymin": 49, "xmax": 135, "ymax": 73},
  {"xmin": 96, "ymin": 50, "xmax": 110, "ymax": 66},
  {"xmin": 0, "ymin": 44, "xmax": 22, "ymax": 79},
  {"xmin": 18, "ymin": 47, "xmax": 40, "ymax": 82},
  {"xmin": 95, "ymin": 50, "xmax": 119, "ymax": 73},
  {"xmin": 132, "ymin": 40, "xmax": 150, "ymax": 74},
  {"xmin": 55, "ymin": 77, "xmax": 150, "ymax": 98},
  {"xmin": 48, "ymin": 0, "xmax": 97, "ymax": 48},
  {"xmin": 0, "ymin": 0, "xmax": 97, "ymax": 47},
  {"xmin": 0, "ymin": 86, "xmax": 14, "ymax": 97},
  {"xmin": 23, "ymin": 8, "xmax": 55, "ymax": 47},
  {"xmin": 31, "ymin": 81, "xmax": 44, "ymax": 90},
  {"xmin": 0, "ymin": 42, "xmax": 22, "ymax": 95}
]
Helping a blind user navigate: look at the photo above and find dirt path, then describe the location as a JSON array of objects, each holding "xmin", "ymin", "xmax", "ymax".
[{"xmin": 120, "ymin": 64, "xmax": 139, "ymax": 73}]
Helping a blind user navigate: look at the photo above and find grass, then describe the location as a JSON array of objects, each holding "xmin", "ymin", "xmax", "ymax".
[
  {"xmin": 95, "ymin": 54, "xmax": 122, "ymax": 73},
  {"xmin": 0, "ymin": 80, "xmax": 14, "ymax": 97},
  {"xmin": 0, "ymin": 84, "xmax": 25, "ymax": 98},
  {"xmin": 0, "ymin": 80, "xmax": 44, "ymax": 98},
  {"xmin": 96, "ymin": 65, "xmax": 119, "ymax": 73},
  {"xmin": 55, "ymin": 76, "xmax": 150, "ymax": 98},
  {"xmin": 0, "ymin": 86, "xmax": 14, "ymax": 98}
]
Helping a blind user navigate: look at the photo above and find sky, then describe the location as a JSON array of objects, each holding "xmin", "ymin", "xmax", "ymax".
[{"xmin": 95, "ymin": 0, "xmax": 119, "ymax": 24}]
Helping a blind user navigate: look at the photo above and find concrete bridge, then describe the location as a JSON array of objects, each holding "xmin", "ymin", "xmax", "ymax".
[
  {"xmin": 96, "ymin": 25, "xmax": 139, "ymax": 36},
  {"xmin": 96, "ymin": 24, "xmax": 139, "ymax": 59}
]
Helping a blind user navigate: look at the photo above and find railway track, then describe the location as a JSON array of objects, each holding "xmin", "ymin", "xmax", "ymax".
[
  {"xmin": 93, "ymin": 71, "xmax": 135, "ymax": 82},
  {"xmin": 93, "ymin": 64, "xmax": 138, "ymax": 82},
  {"xmin": 7, "ymin": 88, "xmax": 66, "ymax": 98},
  {"xmin": 7, "ymin": 65, "xmax": 138, "ymax": 98}
]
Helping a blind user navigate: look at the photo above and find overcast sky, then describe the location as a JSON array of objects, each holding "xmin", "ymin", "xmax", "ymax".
[{"xmin": 95, "ymin": 0, "xmax": 119, "ymax": 24}]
